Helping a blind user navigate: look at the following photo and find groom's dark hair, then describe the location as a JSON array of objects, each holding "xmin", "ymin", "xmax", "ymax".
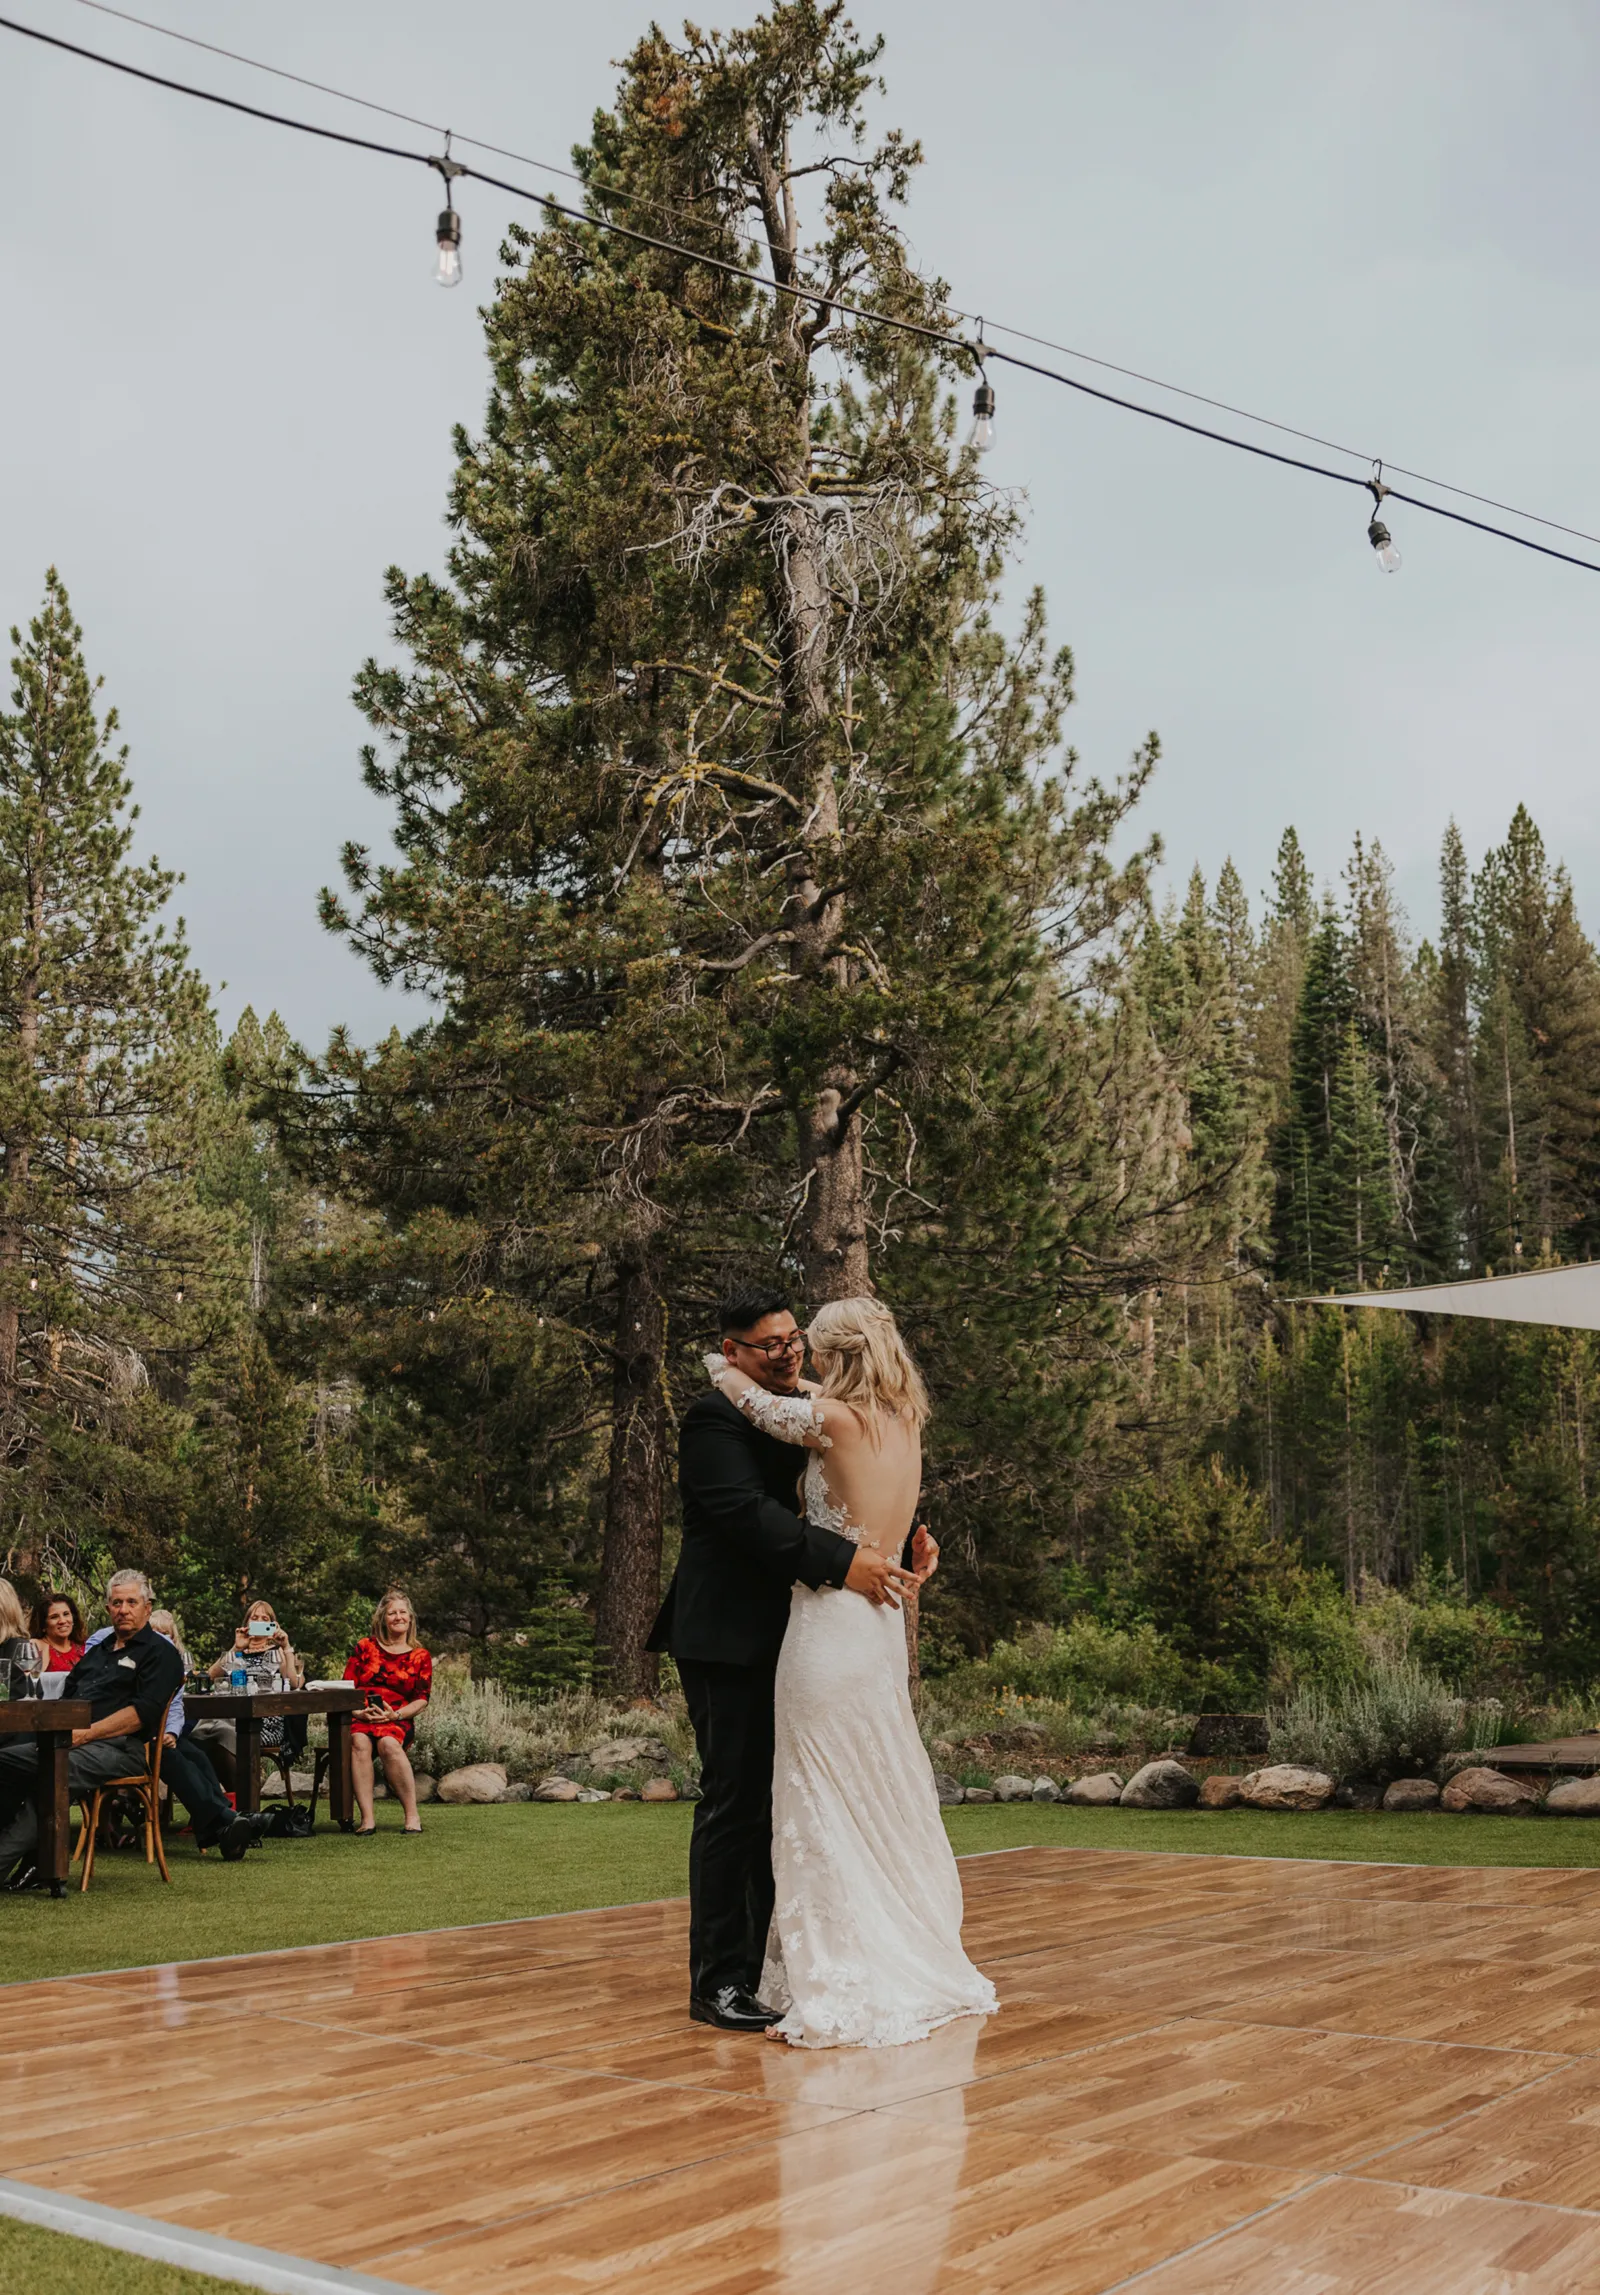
[{"xmin": 718, "ymin": 1283, "xmax": 792, "ymax": 1335}]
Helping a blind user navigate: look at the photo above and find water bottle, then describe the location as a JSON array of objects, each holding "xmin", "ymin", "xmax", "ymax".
[{"xmin": 229, "ymin": 1660, "xmax": 248, "ymax": 1693}]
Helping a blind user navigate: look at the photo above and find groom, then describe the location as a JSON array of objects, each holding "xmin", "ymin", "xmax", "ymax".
[{"xmin": 648, "ymin": 1285, "xmax": 921, "ymax": 2031}]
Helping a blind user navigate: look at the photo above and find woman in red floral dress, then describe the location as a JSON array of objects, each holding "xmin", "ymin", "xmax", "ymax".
[{"xmin": 344, "ymin": 1590, "xmax": 432, "ymax": 1835}]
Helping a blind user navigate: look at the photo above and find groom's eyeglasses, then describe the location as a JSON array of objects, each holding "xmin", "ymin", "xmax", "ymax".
[{"xmin": 731, "ymin": 1333, "xmax": 806, "ymax": 1360}]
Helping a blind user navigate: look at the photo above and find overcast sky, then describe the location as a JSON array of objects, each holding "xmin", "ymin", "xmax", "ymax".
[{"xmin": 4, "ymin": 0, "xmax": 1598, "ymax": 1046}]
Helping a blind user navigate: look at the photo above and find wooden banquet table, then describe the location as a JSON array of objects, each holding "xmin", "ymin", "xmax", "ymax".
[
  {"xmin": 183, "ymin": 1685, "xmax": 363, "ymax": 1829},
  {"xmin": 0, "ymin": 1699, "xmax": 92, "ymax": 1896}
]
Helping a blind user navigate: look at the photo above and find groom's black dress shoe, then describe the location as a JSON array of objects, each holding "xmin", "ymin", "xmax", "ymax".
[{"xmin": 689, "ymin": 1986, "xmax": 782, "ymax": 2032}]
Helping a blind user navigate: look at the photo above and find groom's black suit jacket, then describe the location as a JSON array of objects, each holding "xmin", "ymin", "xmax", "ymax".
[{"xmin": 647, "ymin": 1390, "xmax": 858, "ymax": 1668}]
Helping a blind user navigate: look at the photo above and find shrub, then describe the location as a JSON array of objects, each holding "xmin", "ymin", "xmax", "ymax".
[
  {"xmin": 944, "ymin": 1618, "xmax": 1189, "ymax": 1708},
  {"xmin": 1267, "ymin": 1656, "xmax": 1497, "ymax": 1781}
]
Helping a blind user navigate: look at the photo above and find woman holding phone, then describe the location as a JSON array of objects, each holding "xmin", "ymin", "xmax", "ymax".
[
  {"xmin": 194, "ymin": 1598, "xmax": 307, "ymax": 1784},
  {"xmin": 343, "ymin": 1590, "xmax": 431, "ymax": 1836}
]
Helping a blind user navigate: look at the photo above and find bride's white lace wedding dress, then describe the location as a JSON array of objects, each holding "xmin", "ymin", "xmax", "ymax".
[{"xmin": 726, "ymin": 1383, "xmax": 997, "ymax": 2050}]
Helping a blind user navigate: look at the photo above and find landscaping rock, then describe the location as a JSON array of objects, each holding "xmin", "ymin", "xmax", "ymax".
[
  {"xmin": 611, "ymin": 1787, "xmax": 640, "ymax": 1801},
  {"xmin": 1119, "ymin": 1760, "xmax": 1199, "ymax": 1810},
  {"xmin": 1436, "ymin": 1748, "xmax": 1489, "ymax": 1784},
  {"xmin": 1440, "ymin": 1766, "xmax": 1541, "ymax": 1815},
  {"xmin": 994, "ymin": 1774, "xmax": 1035, "ymax": 1802},
  {"xmin": 533, "ymin": 1776, "xmax": 581, "ymax": 1803},
  {"xmin": 1382, "ymin": 1778, "xmax": 1440, "ymax": 1812},
  {"xmin": 933, "ymin": 1772, "xmax": 963, "ymax": 1806},
  {"xmin": 1066, "ymin": 1772, "xmax": 1124, "ymax": 1806},
  {"xmin": 499, "ymin": 1783, "xmax": 534, "ymax": 1802},
  {"xmin": 1199, "ymin": 1774, "xmax": 1245, "ymax": 1809},
  {"xmin": 963, "ymin": 1788, "xmax": 996, "ymax": 1804},
  {"xmin": 1238, "ymin": 1765, "xmax": 1335, "ymax": 1812},
  {"xmin": 576, "ymin": 1787, "xmax": 610, "ymax": 1803},
  {"xmin": 1031, "ymin": 1777, "xmax": 1060, "ymax": 1803},
  {"xmin": 585, "ymin": 1735, "xmax": 671, "ymax": 1770},
  {"xmin": 931, "ymin": 1740, "xmax": 958, "ymax": 1764},
  {"xmin": 639, "ymin": 1778, "xmax": 678, "ymax": 1802},
  {"xmin": 1334, "ymin": 1780, "xmax": 1384, "ymax": 1811},
  {"xmin": 1546, "ymin": 1777, "xmax": 1600, "ymax": 1816},
  {"xmin": 437, "ymin": 1762, "xmax": 510, "ymax": 1805},
  {"xmin": 260, "ymin": 1770, "xmax": 316, "ymax": 1800},
  {"xmin": 413, "ymin": 1774, "xmax": 438, "ymax": 1803}
]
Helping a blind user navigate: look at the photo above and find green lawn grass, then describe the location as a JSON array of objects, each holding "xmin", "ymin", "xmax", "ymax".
[
  {"xmin": 5, "ymin": 1797, "xmax": 1599, "ymax": 1990},
  {"xmin": 0, "ymin": 2221, "xmax": 241, "ymax": 2295}
]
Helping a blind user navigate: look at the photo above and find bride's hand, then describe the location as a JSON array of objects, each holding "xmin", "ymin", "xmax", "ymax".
[
  {"xmin": 702, "ymin": 1351, "xmax": 732, "ymax": 1385},
  {"xmin": 911, "ymin": 1524, "xmax": 939, "ymax": 1584}
]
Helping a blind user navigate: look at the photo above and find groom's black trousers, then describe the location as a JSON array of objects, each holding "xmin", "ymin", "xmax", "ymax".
[{"xmin": 679, "ymin": 1655, "xmax": 778, "ymax": 1999}]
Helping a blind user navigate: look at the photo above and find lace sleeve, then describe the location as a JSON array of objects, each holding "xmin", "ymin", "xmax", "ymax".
[{"xmin": 705, "ymin": 1356, "xmax": 831, "ymax": 1449}]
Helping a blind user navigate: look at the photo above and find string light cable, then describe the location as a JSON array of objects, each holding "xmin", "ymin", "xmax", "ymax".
[
  {"xmin": 61, "ymin": 0, "xmax": 1600, "ymax": 559},
  {"xmin": 7, "ymin": 7, "xmax": 1600, "ymax": 579}
]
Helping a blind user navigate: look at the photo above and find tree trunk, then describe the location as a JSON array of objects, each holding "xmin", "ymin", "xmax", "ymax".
[
  {"xmin": 745, "ymin": 121, "xmax": 874, "ymax": 1305},
  {"xmin": 596, "ymin": 1245, "xmax": 666, "ymax": 1699}
]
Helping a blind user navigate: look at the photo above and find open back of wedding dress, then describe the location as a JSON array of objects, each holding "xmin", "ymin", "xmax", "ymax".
[{"xmin": 732, "ymin": 1386, "xmax": 997, "ymax": 2050}]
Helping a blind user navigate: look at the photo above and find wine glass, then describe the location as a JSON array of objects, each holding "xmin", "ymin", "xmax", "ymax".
[{"xmin": 13, "ymin": 1639, "xmax": 42, "ymax": 1697}]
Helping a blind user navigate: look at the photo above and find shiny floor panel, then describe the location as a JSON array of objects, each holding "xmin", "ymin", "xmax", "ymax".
[{"xmin": 8, "ymin": 1844, "xmax": 1600, "ymax": 2290}]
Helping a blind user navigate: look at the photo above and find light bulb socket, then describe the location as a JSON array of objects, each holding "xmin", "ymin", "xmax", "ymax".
[
  {"xmin": 436, "ymin": 207, "xmax": 462, "ymax": 251},
  {"xmin": 972, "ymin": 380, "xmax": 996, "ymax": 421},
  {"xmin": 1368, "ymin": 515, "xmax": 1394, "ymax": 554}
]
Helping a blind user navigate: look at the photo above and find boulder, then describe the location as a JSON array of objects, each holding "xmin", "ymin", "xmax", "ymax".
[
  {"xmin": 933, "ymin": 1772, "xmax": 963, "ymax": 1807},
  {"xmin": 1436, "ymin": 1748, "xmax": 1488, "ymax": 1783},
  {"xmin": 639, "ymin": 1778, "xmax": 678, "ymax": 1802},
  {"xmin": 994, "ymin": 1774, "xmax": 1035, "ymax": 1802},
  {"xmin": 1546, "ymin": 1777, "xmax": 1600, "ymax": 1816},
  {"xmin": 260, "ymin": 1770, "xmax": 316, "ymax": 1801},
  {"xmin": 576, "ymin": 1787, "xmax": 610, "ymax": 1803},
  {"xmin": 585, "ymin": 1735, "xmax": 671, "ymax": 1770},
  {"xmin": 1031, "ymin": 1777, "xmax": 1060, "ymax": 1803},
  {"xmin": 1382, "ymin": 1778, "xmax": 1440, "ymax": 1812},
  {"xmin": 1334, "ymin": 1780, "xmax": 1384, "ymax": 1811},
  {"xmin": 533, "ymin": 1776, "xmax": 581, "ymax": 1803},
  {"xmin": 1238, "ymin": 1765, "xmax": 1335, "ymax": 1812},
  {"xmin": 963, "ymin": 1788, "xmax": 996, "ymax": 1804},
  {"xmin": 680, "ymin": 1782, "xmax": 703, "ymax": 1802},
  {"xmin": 1440, "ymin": 1766, "xmax": 1541, "ymax": 1815},
  {"xmin": 931, "ymin": 1740, "xmax": 958, "ymax": 1764},
  {"xmin": 1199, "ymin": 1774, "xmax": 1245, "ymax": 1809},
  {"xmin": 1119, "ymin": 1760, "xmax": 1199, "ymax": 1810},
  {"xmin": 611, "ymin": 1787, "xmax": 640, "ymax": 1801},
  {"xmin": 437, "ymin": 1762, "xmax": 509, "ymax": 1805},
  {"xmin": 1066, "ymin": 1772, "xmax": 1124, "ymax": 1806},
  {"xmin": 413, "ymin": 1774, "xmax": 438, "ymax": 1803},
  {"xmin": 499, "ymin": 1782, "xmax": 534, "ymax": 1802}
]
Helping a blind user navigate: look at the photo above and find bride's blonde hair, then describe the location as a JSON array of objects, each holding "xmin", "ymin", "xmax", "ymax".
[{"xmin": 807, "ymin": 1296, "xmax": 929, "ymax": 1439}]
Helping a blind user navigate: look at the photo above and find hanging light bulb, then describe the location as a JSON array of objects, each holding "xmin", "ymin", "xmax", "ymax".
[
  {"xmin": 432, "ymin": 145, "xmax": 464, "ymax": 289},
  {"xmin": 27, "ymin": 1275, "xmax": 37, "ymax": 1293},
  {"xmin": 435, "ymin": 206, "xmax": 462, "ymax": 288},
  {"xmin": 970, "ymin": 377, "xmax": 996, "ymax": 454},
  {"xmin": 1366, "ymin": 464, "xmax": 1401, "ymax": 572}
]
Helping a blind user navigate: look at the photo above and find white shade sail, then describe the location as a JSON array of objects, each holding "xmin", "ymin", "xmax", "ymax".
[{"xmin": 1304, "ymin": 1261, "xmax": 1600, "ymax": 1331}]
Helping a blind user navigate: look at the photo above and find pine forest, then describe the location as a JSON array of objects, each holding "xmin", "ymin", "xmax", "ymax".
[{"xmin": 8, "ymin": 7, "xmax": 1600, "ymax": 1744}]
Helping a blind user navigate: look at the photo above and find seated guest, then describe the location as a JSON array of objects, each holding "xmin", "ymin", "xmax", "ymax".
[
  {"xmin": 0, "ymin": 1578, "xmax": 40, "ymax": 1697},
  {"xmin": 0, "ymin": 1569, "xmax": 179, "ymax": 1890},
  {"xmin": 194, "ymin": 1598, "xmax": 307, "ymax": 1788},
  {"xmin": 29, "ymin": 1592, "xmax": 85, "ymax": 1674},
  {"xmin": 76, "ymin": 1605, "xmax": 257, "ymax": 1866},
  {"xmin": 344, "ymin": 1590, "xmax": 431, "ymax": 1836}
]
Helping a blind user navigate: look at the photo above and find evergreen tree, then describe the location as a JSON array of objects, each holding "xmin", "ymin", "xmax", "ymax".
[
  {"xmin": 302, "ymin": 4, "xmax": 1190, "ymax": 1684},
  {"xmin": 1251, "ymin": 827, "xmax": 1314, "ymax": 1118},
  {"xmin": 0, "ymin": 573, "xmax": 222, "ymax": 1579}
]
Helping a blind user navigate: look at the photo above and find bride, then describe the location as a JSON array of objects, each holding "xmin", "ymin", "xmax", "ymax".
[{"xmin": 705, "ymin": 1296, "xmax": 997, "ymax": 2050}]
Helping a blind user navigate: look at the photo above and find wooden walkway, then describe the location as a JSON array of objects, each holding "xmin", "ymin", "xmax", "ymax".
[
  {"xmin": 1485, "ymin": 1734, "xmax": 1600, "ymax": 1773},
  {"xmin": 12, "ymin": 1845, "xmax": 1600, "ymax": 2289}
]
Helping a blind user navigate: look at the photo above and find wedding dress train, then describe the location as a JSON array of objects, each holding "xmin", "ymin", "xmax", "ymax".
[{"xmin": 733, "ymin": 1391, "xmax": 996, "ymax": 2049}]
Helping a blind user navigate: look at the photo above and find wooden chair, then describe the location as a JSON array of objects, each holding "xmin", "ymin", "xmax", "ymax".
[{"xmin": 73, "ymin": 1694, "xmax": 178, "ymax": 1891}]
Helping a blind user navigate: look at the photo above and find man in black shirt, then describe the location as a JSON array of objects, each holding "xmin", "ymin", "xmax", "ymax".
[{"xmin": 0, "ymin": 1568, "xmax": 183, "ymax": 1888}]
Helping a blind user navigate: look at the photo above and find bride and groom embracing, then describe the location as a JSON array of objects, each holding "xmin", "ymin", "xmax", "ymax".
[{"xmin": 647, "ymin": 1286, "xmax": 996, "ymax": 2051}]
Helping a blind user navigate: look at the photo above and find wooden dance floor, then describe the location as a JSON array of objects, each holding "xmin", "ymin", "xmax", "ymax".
[{"xmin": 15, "ymin": 1845, "xmax": 1600, "ymax": 2290}]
